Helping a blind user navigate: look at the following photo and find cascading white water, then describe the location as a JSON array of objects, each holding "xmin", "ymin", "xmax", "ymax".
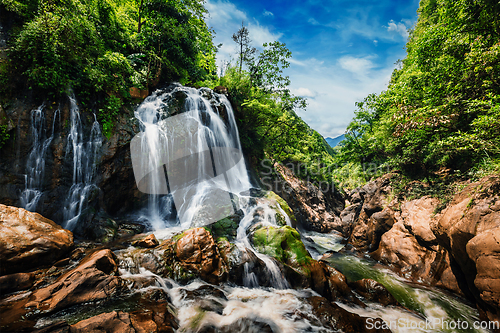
[
  {"xmin": 63, "ymin": 93, "xmax": 102, "ymax": 231},
  {"xmin": 132, "ymin": 85, "xmax": 251, "ymax": 230},
  {"xmin": 20, "ymin": 105, "xmax": 59, "ymax": 212}
]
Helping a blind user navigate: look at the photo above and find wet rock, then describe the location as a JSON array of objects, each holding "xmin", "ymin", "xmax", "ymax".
[
  {"xmin": 217, "ymin": 239, "xmax": 274, "ymax": 287},
  {"xmin": 176, "ymin": 228, "xmax": 228, "ymax": 285},
  {"xmin": 270, "ymin": 163, "xmax": 345, "ymax": 233},
  {"xmin": 305, "ymin": 296, "xmax": 391, "ymax": 333},
  {"xmin": 0, "ymin": 204, "xmax": 74, "ymax": 275},
  {"xmin": 132, "ymin": 233, "xmax": 159, "ymax": 248},
  {"xmin": 209, "ymin": 213, "xmax": 242, "ymax": 242},
  {"xmin": 0, "ymin": 249, "xmax": 124, "ymax": 330},
  {"xmin": 263, "ymin": 191, "xmax": 297, "ymax": 227},
  {"xmin": 180, "ymin": 285, "xmax": 227, "ymax": 315},
  {"xmin": 70, "ymin": 311, "xmax": 136, "ymax": 333},
  {"xmin": 0, "ymin": 272, "xmax": 35, "ymax": 295},
  {"xmin": 372, "ymin": 221, "xmax": 457, "ymax": 291},
  {"xmin": 349, "ymin": 278, "xmax": 398, "ymax": 306},
  {"xmin": 25, "ymin": 249, "xmax": 123, "ymax": 312},
  {"xmin": 250, "ymin": 225, "xmax": 359, "ymax": 303}
]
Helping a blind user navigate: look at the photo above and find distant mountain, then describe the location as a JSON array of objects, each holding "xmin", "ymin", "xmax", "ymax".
[{"xmin": 325, "ymin": 134, "xmax": 346, "ymax": 148}]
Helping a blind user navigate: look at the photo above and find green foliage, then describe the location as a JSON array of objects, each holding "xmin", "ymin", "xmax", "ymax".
[
  {"xmin": 336, "ymin": 0, "xmax": 500, "ymax": 185},
  {"xmin": 1, "ymin": 0, "xmax": 217, "ymax": 136},
  {"xmin": 98, "ymin": 95, "xmax": 123, "ymax": 139},
  {"xmin": 0, "ymin": 123, "xmax": 9, "ymax": 148}
]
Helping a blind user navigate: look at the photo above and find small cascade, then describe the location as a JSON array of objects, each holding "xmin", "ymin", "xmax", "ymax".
[
  {"xmin": 20, "ymin": 105, "xmax": 59, "ymax": 212},
  {"xmin": 63, "ymin": 94, "xmax": 102, "ymax": 231},
  {"xmin": 131, "ymin": 85, "xmax": 251, "ymax": 229},
  {"xmin": 236, "ymin": 197, "xmax": 290, "ymax": 289}
]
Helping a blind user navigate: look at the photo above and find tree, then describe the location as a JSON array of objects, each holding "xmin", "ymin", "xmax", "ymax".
[{"xmin": 232, "ymin": 22, "xmax": 256, "ymax": 74}]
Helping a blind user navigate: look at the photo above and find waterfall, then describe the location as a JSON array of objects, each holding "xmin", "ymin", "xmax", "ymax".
[
  {"xmin": 62, "ymin": 93, "xmax": 102, "ymax": 231},
  {"xmin": 20, "ymin": 105, "xmax": 58, "ymax": 212},
  {"xmin": 131, "ymin": 84, "xmax": 251, "ymax": 230}
]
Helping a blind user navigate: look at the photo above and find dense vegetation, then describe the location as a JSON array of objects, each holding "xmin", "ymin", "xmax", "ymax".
[
  {"xmin": 336, "ymin": 0, "xmax": 500, "ymax": 188},
  {"xmin": 0, "ymin": 0, "xmax": 217, "ymax": 137}
]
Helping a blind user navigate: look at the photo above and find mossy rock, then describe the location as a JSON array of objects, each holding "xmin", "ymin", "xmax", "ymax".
[
  {"xmin": 250, "ymin": 225, "xmax": 312, "ymax": 268},
  {"xmin": 264, "ymin": 191, "xmax": 297, "ymax": 227}
]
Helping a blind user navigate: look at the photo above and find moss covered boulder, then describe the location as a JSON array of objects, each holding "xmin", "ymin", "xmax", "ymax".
[
  {"xmin": 263, "ymin": 191, "xmax": 297, "ymax": 227},
  {"xmin": 250, "ymin": 225, "xmax": 358, "ymax": 303},
  {"xmin": 251, "ymin": 225, "xmax": 311, "ymax": 268}
]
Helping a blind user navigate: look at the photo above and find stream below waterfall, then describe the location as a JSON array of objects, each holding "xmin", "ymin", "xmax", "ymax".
[{"xmin": 16, "ymin": 85, "xmax": 494, "ymax": 333}]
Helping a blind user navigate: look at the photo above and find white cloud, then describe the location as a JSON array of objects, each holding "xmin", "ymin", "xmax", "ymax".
[
  {"xmin": 387, "ymin": 20, "xmax": 409, "ymax": 38},
  {"xmin": 291, "ymin": 87, "xmax": 317, "ymax": 98},
  {"xmin": 308, "ymin": 18, "xmax": 320, "ymax": 25},
  {"xmin": 205, "ymin": 0, "xmax": 245, "ymax": 23},
  {"xmin": 338, "ymin": 56, "xmax": 376, "ymax": 77},
  {"xmin": 263, "ymin": 10, "xmax": 274, "ymax": 17},
  {"xmin": 248, "ymin": 22, "xmax": 282, "ymax": 46}
]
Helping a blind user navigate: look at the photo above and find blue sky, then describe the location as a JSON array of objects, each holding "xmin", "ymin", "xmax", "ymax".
[{"xmin": 204, "ymin": 0, "xmax": 420, "ymax": 138}]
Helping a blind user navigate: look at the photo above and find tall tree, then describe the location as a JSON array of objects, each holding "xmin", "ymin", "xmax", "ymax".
[{"xmin": 232, "ymin": 22, "xmax": 256, "ymax": 73}]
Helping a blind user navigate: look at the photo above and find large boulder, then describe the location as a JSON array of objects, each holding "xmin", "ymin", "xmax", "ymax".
[
  {"xmin": 467, "ymin": 227, "xmax": 500, "ymax": 311},
  {"xmin": 175, "ymin": 228, "xmax": 228, "ymax": 284},
  {"xmin": 0, "ymin": 249, "xmax": 124, "ymax": 330},
  {"xmin": 371, "ymin": 197, "xmax": 459, "ymax": 292},
  {"xmin": 431, "ymin": 176, "xmax": 500, "ymax": 322},
  {"xmin": 249, "ymin": 225, "xmax": 358, "ymax": 303},
  {"xmin": 119, "ymin": 228, "xmax": 228, "ymax": 285},
  {"xmin": 0, "ymin": 204, "xmax": 74, "ymax": 275},
  {"xmin": 269, "ymin": 163, "xmax": 345, "ymax": 233}
]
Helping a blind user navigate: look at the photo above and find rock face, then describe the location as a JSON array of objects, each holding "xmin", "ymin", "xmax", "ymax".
[
  {"xmin": 344, "ymin": 176, "xmax": 393, "ymax": 251},
  {"xmin": 371, "ymin": 197, "xmax": 458, "ymax": 292},
  {"xmin": 270, "ymin": 164, "xmax": 345, "ymax": 233},
  {"xmin": 431, "ymin": 176, "xmax": 500, "ymax": 322},
  {"xmin": 0, "ymin": 204, "xmax": 74, "ymax": 275},
  {"xmin": 0, "ymin": 249, "xmax": 125, "ymax": 330}
]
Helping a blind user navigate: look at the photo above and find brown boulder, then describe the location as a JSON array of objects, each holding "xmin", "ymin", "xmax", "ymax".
[
  {"xmin": 132, "ymin": 233, "xmax": 159, "ymax": 248},
  {"xmin": 0, "ymin": 272, "xmax": 35, "ymax": 295},
  {"xmin": 70, "ymin": 311, "xmax": 135, "ymax": 333},
  {"xmin": 175, "ymin": 228, "xmax": 228, "ymax": 284},
  {"xmin": 306, "ymin": 296, "xmax": 391, "ymax": 333},
  {"xmin": 401, "ymin": 196, "xmax": 438, "ymax": 245},
  {"xmin": 431, "ymin": 176, "xmax": 500, "ymax": 321},
  {"xmin": 372, "ymin": 221, "xmax": 458, "ymax": 291},
  {"xmin": 0, "ymin": 249, "xmax": 124, "ymax": 330},
  {"xmin": 349, "ymin": 278, "xmax": 398, "ymax": 306},
  {"xmin": 467, "ymin": 227, "xmax": 500, "ymax": 310},
  {"xmin": 349, "ymin": 208, "xmax": 395, "ymax": 251},
  {"xmin": 25, "ymin": 249, "xmax": 123, "ymax": 313},
  {"xmin": 0, "ymin": 204, "xmax": 74, "ymax": 275}
]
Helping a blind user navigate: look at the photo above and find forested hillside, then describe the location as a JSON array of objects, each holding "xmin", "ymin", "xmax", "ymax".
[
  {"xmin": 0, "ymin": 0, "xmax": 217, "ymax": 137},
  {"xmin": 336, "ymin": 0, "xmax": 500, "ymax": 186}
]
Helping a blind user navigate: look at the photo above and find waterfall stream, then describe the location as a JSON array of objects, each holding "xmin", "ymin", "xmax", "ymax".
[
  {"xmin": 62, "ymin": 93, "xmax": 102, "ymax": 231},
  {"xmin": 20, "ymin": 105, "xmax": 58, "ymax": 212}
]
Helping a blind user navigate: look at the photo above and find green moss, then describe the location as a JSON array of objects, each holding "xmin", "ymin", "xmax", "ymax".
[
  {"xmin": 251, "ymin": 225, "xmax": 312, "ymax": 268},
  {"xmin": 208, "ymin": 216, "xmax": 239, "ymax": 241},
  {"xmin": 265, "ymin": 191, "xmax": 297, "ymax": 226}
]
